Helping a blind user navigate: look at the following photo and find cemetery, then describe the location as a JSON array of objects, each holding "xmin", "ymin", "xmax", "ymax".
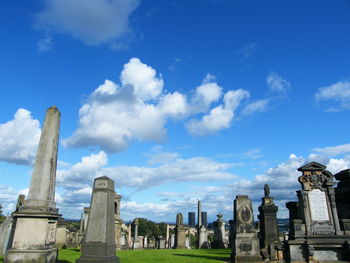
[{"xmin": 1, "ymin": 107, "xmax": 350, "ymax": 262}]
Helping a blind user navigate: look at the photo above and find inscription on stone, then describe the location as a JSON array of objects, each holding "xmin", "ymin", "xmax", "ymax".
[
  {"xmin": 313, "ymin": 250, "xmax": 339, "ymax": 261},
  {"xmin": 46, "ymin": 222, "xmax": 56, "ymax": 243},
  {"xmin": 308, "ymin": 189, "xmax": 329, "ymax": 221}
]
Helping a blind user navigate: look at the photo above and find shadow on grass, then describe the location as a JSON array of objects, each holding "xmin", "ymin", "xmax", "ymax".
[
  {"xmin": 174, "ymin": 253, "xmax": 231, "ymax": 262},
  {"xmin": 57, "ymin": 261, "xmax": 71, "ymax": 263}
]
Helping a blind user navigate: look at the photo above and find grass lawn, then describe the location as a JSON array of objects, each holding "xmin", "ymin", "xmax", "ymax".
[{"xmin": 1, "ymin": 249, "xmax": 232, "ymax": 263}]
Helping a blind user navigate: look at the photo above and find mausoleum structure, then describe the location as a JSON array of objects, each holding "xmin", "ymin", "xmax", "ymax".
[{"xmin": 285, "ymin": 162, "xmax": 350, "ymax": 262}]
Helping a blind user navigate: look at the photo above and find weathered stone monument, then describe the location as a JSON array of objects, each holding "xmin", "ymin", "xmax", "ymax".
[
  {"xmin": 197, "ymin": 200, "xmax": 208, "ymax": 248},
  {"xmin": 212, "ymin": 214, "xmax": 226, "ymax": 248},
  {"xmin": 77, "ymin": 176, "xmax": 119, "ymax": 263},
  {"xmin": 5, "ymin": 106, "xmax": 61, "ymax": 263},
  {"xmin": 114, "ymin": 194, "xmax": 123, "ymax": 250},
  {"xmin": 232, "ymin": 195, "xmax": 262, "ymax": 263},
  {"xmin": 132, "ymin": 218, "xmax": 140, "ymax": 249},
  {"xmin": 0, "ymin": 217, "xmax": 13, "ymax": 257},
  {"xmin": 258, "ymin": 184, "xmax": 280, "ymax": 261},
  {"xmin": 334, "ymin": 168, "xmax": 350, "ymax": 235},
  {"xmin": 285, "ymin": 162, "xmax": 350, "ymax": 262},
  {"xmin": 174, "ymin": 213, "xmax": 186, "ymax": 249},
  {"xmin": 56, "ymin": 219, "xmax": 68, "ymax": 249}
]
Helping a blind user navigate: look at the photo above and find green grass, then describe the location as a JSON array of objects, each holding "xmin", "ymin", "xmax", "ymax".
[
  {"xmin": 0, "ymin": 248, "xmax": 232, "ymax": 263},
  {"xmin": 61, "ymin": 248, "xmax": 231, "ymax": 263}
]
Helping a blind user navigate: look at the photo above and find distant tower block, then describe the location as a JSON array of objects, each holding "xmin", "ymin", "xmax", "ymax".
[
  {"xmin": 5, "ymin": 106, "xmax": 61, "ymax": 263},
  {"xmin": 188, "ymin": 212, "xmax": 195, "ymax": 227},
  {"xmin": 201, "ymin": 211, "xmax": 208, "ymax": 227},
  {"xmin": 77, "ymin": 176, "xmax": 119, "ymax": 263}
]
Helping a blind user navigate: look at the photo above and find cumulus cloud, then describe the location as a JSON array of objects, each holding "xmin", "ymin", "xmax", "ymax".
[
  {"xmin": 266, "ymin": 72, "xmax": 291, "ymax": 95},
  {"xmin": 242, "ymin": 99, "xmax": 269, "ymax": 115},
  {"xmin": 186, "ymin": 89, "xmax": 249, "ymax": 136},
  {"xmin": 64, "ymin": 58, "xmax": 254, "ymax": 152},
  {"xmin": 57, "ymin": 150, "xmax": 237, "ymax": 190},
  {"xmin": 35, "ymin": 0, "xmax": 140, "ymax": 47},
  {"xmin": 0, "ymin": 109, "xmax": 41, "ymax": 165},
  {"xmin": 315, "ymin": 81, "xmax": 350, "ymax": 111},
  {"xmin": 312, "ymin": 143, "xmax": 350, "ymax": 157}
]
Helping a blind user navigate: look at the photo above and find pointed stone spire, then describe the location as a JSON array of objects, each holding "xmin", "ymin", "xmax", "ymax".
[
  {"xmin": 198, "ymin": 200, "xmax": 202, "ymax": 227},
  {"xmin": 23, "ymin": 106, "xmax": 60, "ymax": 213}
]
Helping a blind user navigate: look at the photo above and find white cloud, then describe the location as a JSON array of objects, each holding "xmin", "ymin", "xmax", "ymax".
[
  {"xmin": 312, "ymin": 143, "xmax": 350, "ymax": 157},
  {"xmin": 120, "ymin": 58, "xmax": 164, "ymax": 101},
  {"xmin": 243, "ymin": 148, "xmax": 264, "ymax": 160},
  {"xmin": 186, "ymin": 89, "xmax": 249, "ymax": 136},
  {"xmin": 146, "ymin": 152, "xmax": 179, "ymax": 165},
  {"xmin": 266, "ymin": 72, "xmax": 291, "ymax": 95},
  {"xmin": 242, "ymin": 99, "xmax": 269, "ymax": 115},
  {"xmin": 37, "ymin": 35, "xmax": 53, "ymax": 52},
  {"xmin": 238, "ymin": 42, "xmax": 257, "ymax": 59},
  {"xmin": 64, "ymin": 58, "xmax": 254, "ymax": 152},
  {"xmin": 315, "ymin": 81, "xmax": 350, "ymax": 111},
  {"xmin": 35, "ymin": 0, "xmax": 140, "ymax": 47},
  {"xmin": 0, "ymin": 109, "xmax": 41, "ymax": 165},
  {"xmin": 57, "ymin": 151, "xmax": 236, "ymax": 190}
]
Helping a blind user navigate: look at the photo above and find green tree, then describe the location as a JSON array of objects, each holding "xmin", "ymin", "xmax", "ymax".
[
  {"xmin": 132, "ymin": 218, "xmax": 168, "ymax": 238},
  {"xmin": 0, "ymin": 203, "xmax": 6, "ymax": 224}
]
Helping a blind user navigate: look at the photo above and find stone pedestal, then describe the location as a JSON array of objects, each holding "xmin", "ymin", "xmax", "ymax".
[
  {"xmin": 258, "ymin": 189, "xmax": 280, "ymax": 261},
  {"xmin": 198, "ymin": 226, "xmax": 208, "ymax": 248},
  {"xmin": 56, "ymin": 219, "xmax": 67, "ymax": 249},
  {"xmin": 213, "ymin": 215, "xmax": 226, "ymax": 249},
  {"xmin": 232, "ymin": 195, "xmax": 262, "ymax": 263},
  {"xmin": 5, "ymin": 106, "xmax": 61, "ymax": 263},
  {"xmin": 76, "ymin": 176, "xmax": 119, "ymax": 263},
  {"xmin": 174, "ymin": 213, "xmax": 186, "ymax": 249}
]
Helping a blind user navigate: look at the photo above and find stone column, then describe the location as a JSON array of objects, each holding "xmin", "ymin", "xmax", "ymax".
[
  {"xmin": 133, "ymin": 218, "xmax": 140, "ymax": 249},
  {"xmin": 77, "ymin": 176, "xmax": 119, "ymax": 263},
  {"xmin": 128, "ymin": 224, "xmax": 132, "ymax": 249},
  {"xmin": 174, "ymin": 213, "xmax": 186, "ymax": 249},
  {"xmin": 166, "ymin": 224, "xmax": 170, "ymax": 248},
  {"xmin": 83, "ymin": 207, "xmax": 90, "ymax": 234},
  {"xmin": 197, "ymin": 200, "xmax": 202, "ymax": 249},
  {"xmin": 5, "ymin": 106, "xmax": 61, "ymax": 263}
]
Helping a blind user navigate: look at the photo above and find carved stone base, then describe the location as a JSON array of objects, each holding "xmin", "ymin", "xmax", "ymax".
[{"xmin": 5, "ymin": 247, "xmax": 57, "ymax": 263}]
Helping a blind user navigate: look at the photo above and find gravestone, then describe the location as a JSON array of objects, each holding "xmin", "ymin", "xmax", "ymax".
[
  {"xmin": 0, "ymin": 217, "xmax": 13, "ymax": 257},
  {"xmin": 174, "ymin": 213, "xmax": 186, "ymax": 249},
  {"xmin": 334, "ymin": 169, "xmax": 350, "ymax": 234},
  {"xmin": 114, "ymin": 194, "xmax": 123, "ymax": 250},
  {"xmin": 170, "ymin": 234, "xmax": 175, "ymax": 248},
  {"xmin": 258, "ymin": 184, "xmax": 280, "ymax": 261},
  {"xmin": 5, "ymin": 106, "xmax": 61, "ymax": 263},
  {"xmin": 212, "ymin": 214, "xmax": 226, "ymax": 248},
  {"xmin": 158, "ymin": 237, "xmax": 166, "ymax": 249},
  {"xmin": 76, "ymin": 176, "xmax": 119, "ymax": 263},
  {"xmin": 56, "ymin": 219, "xmax": 67, "ymax": 249},
  {"xmin": 232, "ymin": 195, "xmax": 262, "ymax": 263},
  {"xmin": 285, "ymin": 162, "xmax": 350, "ymax": 263}
]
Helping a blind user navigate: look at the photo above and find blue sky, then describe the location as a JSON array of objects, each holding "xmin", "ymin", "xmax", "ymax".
[{"xmin": 1, "ymin": 0, "xmax": 350, "ymax": 223}]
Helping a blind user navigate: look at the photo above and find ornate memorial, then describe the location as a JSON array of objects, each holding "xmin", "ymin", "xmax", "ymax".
[
  {"xmin": 174, "ymin": 213, "xmax": 186, "ymax": 249},
  {"xmin": 285, "ymin": 162, "xmax": 350, "ymax": 263},
  {"xmin": 231, "ymin": 195, "xmax": 262, "ymax": 263}
]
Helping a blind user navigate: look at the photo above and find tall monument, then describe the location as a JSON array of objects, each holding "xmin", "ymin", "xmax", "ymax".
[
  {"xmin": 5, "ymin": 106, "xmax": 61, "ymax": 263},
  {"xmin": 197, "ymin": 200, "xmax": 208, "ymax": 248},
  {"xmin": 77, "ymin": 176, "xmax": 119, "ymax": 263}
]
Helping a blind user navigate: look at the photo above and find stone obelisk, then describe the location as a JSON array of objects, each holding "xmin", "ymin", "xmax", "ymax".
[
  {"xmin": 5, "ymin": 106, "xmax": 61, "ymax": 263},
  {"xmin": 77, "ymin": 176, "xmax": 119, "ymax": 263}
]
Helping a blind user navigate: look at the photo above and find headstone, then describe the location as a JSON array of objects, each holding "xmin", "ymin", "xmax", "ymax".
[
  {"xmin": 165, "ymin": 224, "xmax": 170, "ymax": 248},
  {"xmin": 158, "ymin": 237, "xmax": 166, "ymax": 249},
  {"xmin": 5, "ymin": 106, "xmax": 61, "ymax": 263},
  {"xmin": 174, "ymin": 213, "xmax": 186, "ymax": 249},
  {"xmin": 258, "ymin": 184, "xmax": 280, "ymax": 261},
  {"xmin": 143, "ymin": 235, "xmax": 148, "ymax": 248},
  {"xmin": 334, "ymin": 169, "xmax": 350, "ymax": 234},
  {"xmin": 185, "ymin": 236, "xmax": 190, "ymax": 249},
  {"xmin": 285, "ymin": 162, "xmax": 350, "ymax": 263},
  {"xmin": 170, "ymin": 234, "xmax": 175, "ymax": 249},
  {"xmin": 56, "ymin": 219, "xmax": 67, "ymax": 249},
  {"xmin": 212, "ymin": 214, "xmax": 226, "ymax": 248},
  {"xmin": 0, "ymin": 217, "xmax": 13, "ymax": 257},
  {"xmin": 232, "ymin": 195, "xmax": 262, "ymax": 263},
  {"xmin": 76, "ymin": 176, "xmax": 119, "ymax": 263}
]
